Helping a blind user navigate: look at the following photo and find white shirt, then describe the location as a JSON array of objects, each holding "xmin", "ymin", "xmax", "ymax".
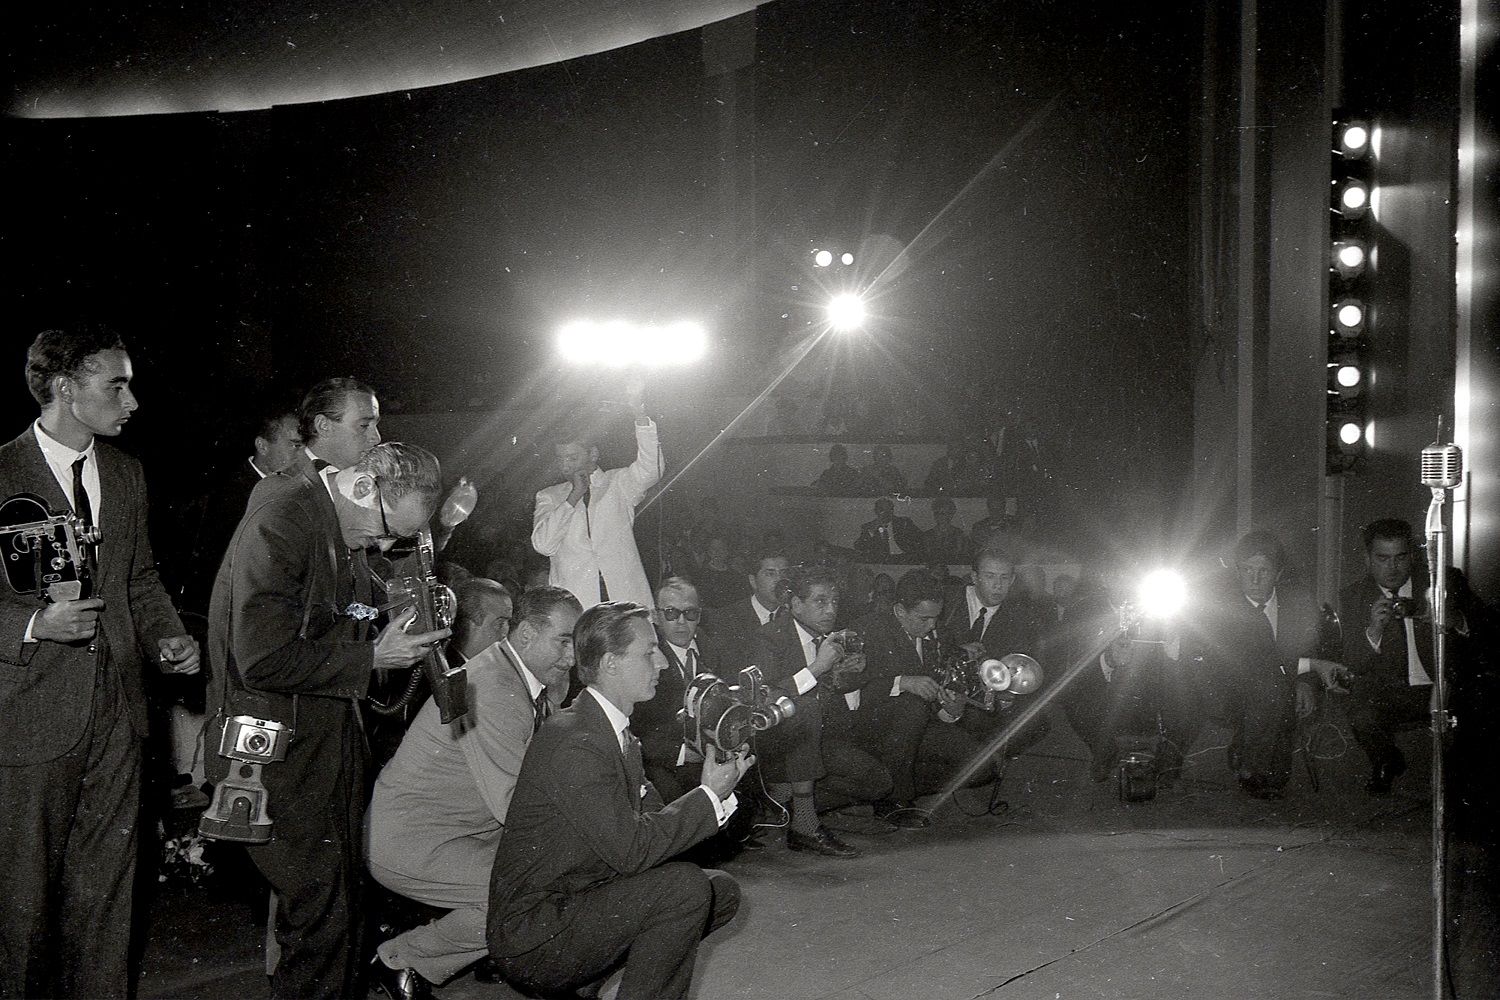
[
  {"xmin": 750, "ymin": 595, "xmax": 777, "ymax": 626},
  {"xmin": 501, "ymin": 640, "xmax": 546, "ymax": 703},
  {"xmin": 964, "ymin": 587, "xmax": 999, "ymax": 638},
  {"xmin": 1249, "ymin": 590, "xmax": 1315, "ymax": 677},
  {"xmin": 787, "ymin": 619, "xmax": 859, "ymax": 710},
  {"xmin": 249, "ymin": 456, "xmax": 271, "ymax": 479},
  {"xmin": 666, "ymin": 639, "xmax": 700, "ymax": 681},
  {"xmin": 584, "ymin": 687, "xmax": 735, "ymax": 825},
  {"xmin": 34, "ymin": 421, "xmax": 100, "ymax": 524},
  {"xmin": 1366, "ymin": 580, "xmax": 1432, "ymax": 686}
]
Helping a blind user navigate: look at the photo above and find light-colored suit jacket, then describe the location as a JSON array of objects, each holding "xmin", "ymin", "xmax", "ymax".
[
  {"xmin": 531, "ymin": 419, "xmax": 660, "ymax": 609},
  {"xmin": 365, "ymin": 639, "xmax": 559, "ymax": 885}
]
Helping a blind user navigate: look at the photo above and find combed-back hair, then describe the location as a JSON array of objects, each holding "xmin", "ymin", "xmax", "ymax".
[
  {"xmin": 256, "ymin": 411, "xmax": 297, "ymax": 444},
  {"xmin": 1233, "ymin": 529, "xmax": 1286, "ymax": 570},
  {"xmin": 655, "ymin": 575, "xmax": 698, "ymax": 604},
  {"xmin": 1362, "ymin": 518, "xmax": 1414, "ymax": 552},
  {"xmin": 354, "ymin": 441, "xmax": 441, "ymax": 506},
  {"xmin": 25, "ymin": 325, "xmax": 127, "ymax": 405},
  {"xmin": 574, "ymin": 601, "xmax": 651, "ymax": 685},
  {"xmin": 452, "ymin": 578, "xmax": 512, "ymax": 649},
  {"xmin": 514, "ymin": 586, "xmax": 583, "ymax": 633},
  {"xmin": 895, "ymin": 568, "xmax": 945, "ymax": 610},
  {"xmin": 970, "ymin": 545, "xmax": 1016, "ymax": 572},
  {"xmin": 786, "ymin": 563, "xmax": 840, "ymax": 601},
  {"xmin": 298, "ymin": 377, "xmax": 376, "ymax": 443}
]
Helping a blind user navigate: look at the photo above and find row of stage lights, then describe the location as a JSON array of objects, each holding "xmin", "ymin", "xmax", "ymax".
[{"xmin": 1327, "ymin": 115, "xmax": 1374, "ymax": 473}]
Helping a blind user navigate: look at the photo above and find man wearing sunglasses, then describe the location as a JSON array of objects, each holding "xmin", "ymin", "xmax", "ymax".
[
  {"xmin": 207, "ymin": 438, "xmax": 450, "ymax": 1000},
  {"xmin": 633, "ymin": 577, "xmax": 724, "ymax": 803}
]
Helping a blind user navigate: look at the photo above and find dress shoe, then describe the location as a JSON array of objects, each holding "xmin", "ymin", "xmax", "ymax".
[
  {"xmin": 872, "ymin": 799, "xmax": 931, "ymax": 829},
  {"xmin": 787, "ymin": 825, "xmax": 861, "ymax": 858},
  {"xmin": 471, "ymin": 956, "xmax": 502, "ymax": 984},
  {"xmin": 370, "ymin": 957, "xmax": 435, "ymax": 1000},
  {"xmin": 1366, "ymin": 757, "xmax": 1407, "ymax": 795}
]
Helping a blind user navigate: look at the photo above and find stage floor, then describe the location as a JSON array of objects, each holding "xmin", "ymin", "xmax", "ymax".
[{"xmin": 138, "ymin": 710, "xmax": 1444, "ymax": 1000}]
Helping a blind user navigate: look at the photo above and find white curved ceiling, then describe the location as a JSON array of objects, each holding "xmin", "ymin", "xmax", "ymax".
[{"xmin": 8, "ymin": 0, "xmax": 765, "ymax": 119}]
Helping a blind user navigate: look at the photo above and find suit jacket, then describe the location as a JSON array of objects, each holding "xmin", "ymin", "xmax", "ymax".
[
  {"xmin": 531, "ymin": 420, "xmax": 660, "ymax": 608},
  {"xmin": 0, "ymin": 428, "xmax": 183, "ymax": 765},
  {"xmin": 1339, "ymin": 574, "xmax": 1432, "ymax": 689},
  {"xmin": 713, "ymin": 597, "xmax": 774, "ymax": 673},
  {"xmin": 854, "ymin": 608, "xmax": 938, "ymax": 703},
  {"xmin": 937, "ymin": 587, "xmax": 1041, "ymax": 662},
  {"xmin": 854, "ymin": 516, "xmax": 924, "ymax": 561},
  {"xmin": 635, "ymin": 627, "xmax": 725, "ymax": 769},
  {"xmin": 183, "ymin": 459, "xmax": 262, "ymax": 617},
  {"xmin": 1202, "ymin": 581, "xmax": 1322, "ymax": 683},
  {"xmin": 205, "ymin": 453, "xmax": 373, "ymax": 800},
  {"xmin": 366, "ymin": 639, "xmax": 557, "ymax": 882},
  {"xmin": 488, "ymin": 691, "xmax": 720, "ymax": 958}
]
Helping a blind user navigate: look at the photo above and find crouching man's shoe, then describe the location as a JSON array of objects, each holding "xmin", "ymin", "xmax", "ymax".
[
  {"xmin": 371, "ymin": 957, "xmax": 436, "ymax": 1000},
  {"xmin": 787, "ymin": 825, "xmax": 861, "ymax": 858}
]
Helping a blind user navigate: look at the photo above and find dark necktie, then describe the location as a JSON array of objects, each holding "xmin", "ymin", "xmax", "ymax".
[
  {"xmin": 969, "ymin": 606, "xmax": 991, "ymax": 642},
  {"xmin": 1251, "ymin": 600, "xmax": 1274, "ymax": 638},
  {"xmin": 532, "ymin": 690, "xmax": 551, "ymax": 733},
  {"xmin": 623, "ymin": 731, "xmax": 646, "ymax": 810},
  {"xmin": 71, "ymin": 456, "xmax": 97, "ymax": 571},
  {"xmin": 683, "ymin": 647, "xmax": 698, "ymax": 681}
]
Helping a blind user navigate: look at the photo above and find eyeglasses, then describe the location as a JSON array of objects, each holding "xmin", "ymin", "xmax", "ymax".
[{"xmin": 657, "ymin": 606, "xmax": 702, "ymax": 623}]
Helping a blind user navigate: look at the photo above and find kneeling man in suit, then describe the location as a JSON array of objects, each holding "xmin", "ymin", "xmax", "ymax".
[{"xmin": 488, "ymin": 601, "xmax": 751, "ymax": 1000}]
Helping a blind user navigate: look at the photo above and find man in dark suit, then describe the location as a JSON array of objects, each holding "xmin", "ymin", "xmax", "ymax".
[
  {"xmin": 1202, "ymin": 530, "xmax": 1335, "ymax": 799},
  {"xmin": 0, "ymin": 325, "xmax": 199, "ymax": 999},
  {"xmin": 751, "ymin": 564, "xmax": 890, "ymax": 857},
  {"xmin": 855, "ymin": 570, "xmax": 983, "ymax": 827},
  {"xmin": 488, "ymin": 601, "xmax": 750, "ymax": 1000},
  {"xmin": 1339, "ymin": 518, "xmax": 1433, "ymax": 794},
  {"xmin": 207, "ymin": 431, "xmax": 450, "ymax": 1000},
  {"xmin": 366, "ymin": 585, "xmax": 578, "ymax": 999},
  {"xmin": 715, "ymin": 548, "xmax": 790, "ymax": 670},
  {"xmin": 634, "ymin": 576, "xmax": 726, "ymax": 801},
  {"xmin": 854, "ymin": 496, "xmax": 924, "ymax": 561}
]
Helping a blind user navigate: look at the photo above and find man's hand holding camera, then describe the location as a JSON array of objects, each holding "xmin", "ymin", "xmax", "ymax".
[
  {"xmin": 373, "ymin": 607, "xmax": 451, "ymax": 671},
  {"xmin": 700, "ymin": 748, "xmax": 754, "ymax": 801},
  {"xmin": 897, "ymin": 675, "xmax": 943, "ymax": 702},
  {"xmin": 31, "ymin": 597, "xmax": 105, "ymax": 645},
  {"xmin": 1365, "ymin": 595, "xmax": 1398, "ymax": 647}
]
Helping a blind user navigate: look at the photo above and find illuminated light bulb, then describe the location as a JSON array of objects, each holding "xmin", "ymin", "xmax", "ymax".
[
  {"xmin": 1341, "ymin": 124, "xmax": 1369, "ymax": 153},
  {"xmin": 1137, "ymin": 569, "xmax": 1187, "ymax": 619},
  {"xmin": 1339, "ymin": 422, "xmax": 1364, "ymax": 446},
  {"xmin": 814, "ymin": 249, "xmax": 833, "ymax": 267},
  {"xmin": 840, "ymin": 252, "xmax": 854, "ymax": 265},
  {"xmin": 1341, "ymin": 182, "xmax": 1368, "ymax": 211},
  {"xmin": 1336, "ymin": 242, "xmax": 1365, "ymax": 270},
  {"xmin": 826, "ymin": 293, "xmax": 866, "ymax": 331},
  {"xmin": 1336, "ymin": 365, "xmax": 1362, "ymax": 388},
  {"xmin": 1336, "ymin": 302, "xmax": 1365, "ymax": 330}
]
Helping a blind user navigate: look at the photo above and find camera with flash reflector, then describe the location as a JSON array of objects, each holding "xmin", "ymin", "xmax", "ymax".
[{"xmin": 681, "ymin": 666, "xmax": 795, "ymax": 761}]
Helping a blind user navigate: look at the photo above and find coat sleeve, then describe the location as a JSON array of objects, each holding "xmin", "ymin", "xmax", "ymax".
[
  {"xmin": 616, "ymin": 419, "xmax": 662, "ymax": 506},
  {"xmin": 530, "ymin": 487, "xmax": 579, "ymax": 558},
  {"xmin": 232, "ymin": 499, "xmax": 372, "ymax": 698},
  {"xmin": 540, "ymin": 733, "xmax": 717, "ymax": 877},
  {"xmin": 126, "ymin": 462, "xmax": 186, "ymax": 654}
]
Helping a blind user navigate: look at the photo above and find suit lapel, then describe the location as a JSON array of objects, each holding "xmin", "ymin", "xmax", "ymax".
[
  {"xmin": 291, "ymin": 453, "xmax": 353, "ymax": 612},
  {"xmin": 575, "ymin": 690, "xmax": 637, "ymax": 806},
  {"xmin": 11, "ymin": 430, "xmax": 71, "ymax": 515},
  {"xmin": 94, "ymin": 446, "xmax": 129, "ymax": 583}
]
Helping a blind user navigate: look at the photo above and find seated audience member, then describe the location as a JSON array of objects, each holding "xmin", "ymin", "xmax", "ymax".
[
  {"xmin": 634, "ymin": 577, "xmax": 725, "ymax": 802},
  {"xmin": 813, "ymin": 443, "xmax": 870, "ymax": 495},
  {"xmin": 950, "ymin": 436, "xmax": 1000, "ymax": 495},
  {"xmin": 854, "ymin": 496, "xmax": 924, "ymax": 561},
  {"xmin": 366, "ymin": 586, "xmax": 580, "ymax": 998},
  {"xmin": 1202, "ymin": 530, "xmax": 1340, "ymax": 799},
  {"xmin": 752, "ymin": 565, "xmax": 892, "ymax": 857},
  {"xmin": 864, "ymin": 445, "xmax": 908, "ymax": 495},
  {"xmin": 695, "ymin": 535, "xmax": 748, "ymax": 609},
  {"xmin": 998, "ymin": 416, "xmax": 1048, "ymax": 504},
  {"xmin": 969, "ymin": 496, "xmax": 1013, "ymax": 552},
  {"xmin": 716, "ymin": 548, "xmax": 792, "ymax": 667},
  {"xmin": 856, "ymin": 570, "xmax": 988, "ymax": 827},
  {"xmin": 487, "ymin": 603, "xmax": 750, "ymax": 1000},
  {"xmin": 923, "ymin": 442, "xmax": 963, "ymax": 494},
  {"xmin": 1338, "ymin": 518, "xmax": 1435, "ymax": 794},
  {"xmin": 922, "ymin": 496, "xmax": 971, "ymax": 564},
  {"xmin": 1060, "ymin": 589, "xmax": 1203, "ymax": 785}
]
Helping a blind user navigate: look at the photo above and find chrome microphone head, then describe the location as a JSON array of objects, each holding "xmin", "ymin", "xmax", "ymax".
[{"xmin": 1420, "ymin": 442, "xmax": 1462, "ymax": 489}]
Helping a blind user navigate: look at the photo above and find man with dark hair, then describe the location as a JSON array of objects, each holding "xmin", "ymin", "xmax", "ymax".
[
  {"xmin": 366, "ymin": 584, "xmax": 578, "ymax": 998},
  {"xmin": 448, "ymin": 578, "xmax": 514, "ymax": 664},
  {"xmin": 1203, "ymin": 529, "xmax": 1335, "ymax": 799},
  {"xmin": 864, "ymin": 444, "xmax": 908, "ymax": 495},
  {"xmin": 488, "ymin": 601, "xmax": 749, "ymax": 1000},
  {"xmin": 298, "ymin": 376, "xmax": 382, "ymax": 470},
  {"xmin": 751, "ymin": 565, "xmax": 890, "ymax": 857},
  {"xmin": 1339, "ymin": 518, "xmax": 1433, "ymax": 794},
  {"xmin": 532, "ymin": 377, "xmax": 659, "ymax": 609},
  {"xmin": 208, "ymin": 439, "xmax": 450, "ymax": 999},
  {"xmin": 716, "ymin": 548, "xmax": 791, "ymax": 667},
  {"xmin": 856, "ymin": 569, "xmax": 984, "ymax": 827},
  {"xmin": 0, "ymin": 325, "xmax": 199, "ymax": 998},
  {"xmin": 922, "ymin": 496, "xmax": 970, "ymax": 565},
  {"xmin": 854, "ymin": 496, "xmax": 924, "ymax": 561}
]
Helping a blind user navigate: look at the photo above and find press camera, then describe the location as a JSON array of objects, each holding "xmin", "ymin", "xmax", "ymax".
[
  {"xmin": 0, "ymin": 492, "xmax": 99, "ymax": 602},
  {"xmin": 199, "ymin": 715, "xmax": 291, "ymax": 844},
  {"xmin": 681, "ymin": 665, "xmax": 796, "ymax": 761},
  {"xmin": 931, "ymin": 639, "xmax": 1044, "ymax": 710}
]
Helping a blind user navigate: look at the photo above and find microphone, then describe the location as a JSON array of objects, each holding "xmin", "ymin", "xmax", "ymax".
[{"xmin": 1420, "ymin": 441, "xmax": 1463, "ymax": 490}]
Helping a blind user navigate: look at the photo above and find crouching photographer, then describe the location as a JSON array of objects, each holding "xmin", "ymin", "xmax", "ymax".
[{"xmin": 748, "ymin": 565, "xmax": 891, "ymax": 858}]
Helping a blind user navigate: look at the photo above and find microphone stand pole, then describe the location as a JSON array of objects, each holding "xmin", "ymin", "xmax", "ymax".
[{"xmin": 1425, "ymin": 486, "xmax": 1451, "ymax": 1000}]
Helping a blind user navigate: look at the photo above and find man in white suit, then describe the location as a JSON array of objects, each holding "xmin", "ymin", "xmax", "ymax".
[{"xmin": 531, "ymin": 377, "xmax": 660, "ymax": 609}]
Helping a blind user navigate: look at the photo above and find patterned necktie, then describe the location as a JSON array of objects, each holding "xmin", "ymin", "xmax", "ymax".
[
  {"xmin": 71, "ymin": 456, "xmax": 96, "ymax": 571},
  {"xmin": 532, "ymin": 690, "xmax": 551, "ymax": 733}
]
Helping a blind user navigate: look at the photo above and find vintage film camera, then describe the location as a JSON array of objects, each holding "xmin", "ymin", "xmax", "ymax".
[
  {"xmin": 366, "ymin": 526, "xmax": 469, "ymax": 724},
  {"xmin": 931, "ymin": 638, "xmax": 1045, "ymax": 711},
  {"xmin": 681, "ymin": 665, "xmax": 796, "ymax": 762},
  {"xmin": 199, "ymin": 716, "xmax": 292, "ymax": 843},
  {"xmin": 824, "ymin": 628, "xmax": 863, "ymax": 655},
  {"xmin": 0, "ymin": 492, "xmax": 99, "ymax": 603}
]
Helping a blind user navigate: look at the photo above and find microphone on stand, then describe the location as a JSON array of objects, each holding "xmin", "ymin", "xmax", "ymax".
[{"xmin": 1420, "ymin": 440, "xmax": 1463, "ymax": 491}]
